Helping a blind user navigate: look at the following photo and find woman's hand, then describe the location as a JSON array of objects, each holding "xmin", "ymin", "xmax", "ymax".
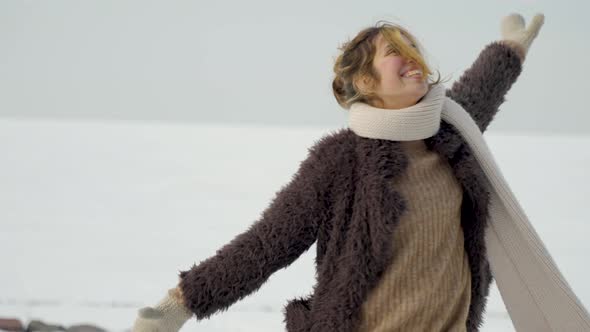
[
  {"xmin": 500, "ymin": 13, "xmax": 545, "ymax": 60},
  {"xmin": 132, "ymin": 287, "xmax": 193, "ymax": 332}
]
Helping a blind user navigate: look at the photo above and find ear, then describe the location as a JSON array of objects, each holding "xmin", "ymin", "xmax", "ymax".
[{"xmin": 353, "ymin": 73, "xmax": 375, "ymax": 94}]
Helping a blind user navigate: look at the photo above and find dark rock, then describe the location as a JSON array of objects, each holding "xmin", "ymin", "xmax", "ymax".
[
  {"xmin": 25, "ymin": 320, "xmax": 65, "ymax": 332},
  {"xmin": 0, "ymin": 318, "xmax": 24, "ymax": 331},
  {"xmin": 66, "ymin": 325, "xmax": 106, "ymax": 332}
]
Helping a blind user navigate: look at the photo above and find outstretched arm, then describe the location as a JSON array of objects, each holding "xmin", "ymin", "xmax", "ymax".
[
  {"xmin": 177, "ymin": 135, "xmax": 338, "ymax": 321},
  {"xmin": 133, "ymin": 136, "xmax": 339, "ymax": 331},
  {"xmin": 445, "ymin": 13, "xmax": 544, "ymax": 133}
]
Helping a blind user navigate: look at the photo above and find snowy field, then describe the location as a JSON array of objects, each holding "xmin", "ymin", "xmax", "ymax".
[{"xmin": 1, "ymin": 118, "xmax": 589, "ymax": 331}]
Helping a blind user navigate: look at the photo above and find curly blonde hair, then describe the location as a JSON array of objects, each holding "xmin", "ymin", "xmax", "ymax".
[{"xmin": 332, "ymin": 21, "xmax": 447, "ymax": 109}]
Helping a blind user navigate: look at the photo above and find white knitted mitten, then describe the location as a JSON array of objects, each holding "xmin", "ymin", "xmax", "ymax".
[
  {"xmin": 132, "ymin": 287, "xmax": 193, "ymax": 332},
  {"xmin": 501, "ymin": 13, "xmax": 545, "ymax": 57}
]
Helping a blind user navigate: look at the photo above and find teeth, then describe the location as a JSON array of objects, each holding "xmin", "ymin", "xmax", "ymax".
[{"xmin": 403, "ymin": 69, "xmax": 422, "ymax": 77}]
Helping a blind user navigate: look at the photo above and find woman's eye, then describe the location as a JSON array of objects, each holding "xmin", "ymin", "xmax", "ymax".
[{"xmin": 386, "ymin": 48, "xmax": 398, "ymax": 55}]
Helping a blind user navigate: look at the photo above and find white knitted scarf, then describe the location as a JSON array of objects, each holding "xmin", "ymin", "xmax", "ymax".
[{"xmin": 349, "ymin": 83, "xmax": 590, "ymax": 331}]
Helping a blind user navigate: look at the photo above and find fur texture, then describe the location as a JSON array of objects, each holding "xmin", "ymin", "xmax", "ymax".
[{"xmin": 178, "ymin": 41, "xmax": 523, "ymax": 331}]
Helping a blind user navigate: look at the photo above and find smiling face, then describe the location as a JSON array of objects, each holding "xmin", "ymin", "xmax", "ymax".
[{"xmin": 366, "ymin": 32, "xmax": 430, "ymax": 109}]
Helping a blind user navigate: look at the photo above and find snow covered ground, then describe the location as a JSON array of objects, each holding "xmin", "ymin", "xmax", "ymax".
[{"xmin": 1, "ymin": 118, "xmax": 589, "ymax": 331}]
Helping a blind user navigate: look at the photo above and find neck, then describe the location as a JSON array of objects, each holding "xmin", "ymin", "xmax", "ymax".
[{"xmin": 372, "ymin": 94, "xmax": 426, "ymax": 110}]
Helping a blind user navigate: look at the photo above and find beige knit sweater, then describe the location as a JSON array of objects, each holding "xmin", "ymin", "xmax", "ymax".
[{"xmin": 356, "ymin": 139, "xmax": 472, "ymax": 332}]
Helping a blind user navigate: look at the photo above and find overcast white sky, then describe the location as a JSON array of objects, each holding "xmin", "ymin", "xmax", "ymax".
[{"xmin": 1, "ymin": 0, "xmax": 588, "ymax": 134}]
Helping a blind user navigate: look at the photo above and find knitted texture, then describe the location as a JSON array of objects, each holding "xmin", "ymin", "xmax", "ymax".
[
  {"xmin": 348, "ymin": 84, "xmax": 445, "ymax": 141},
  {"xmin": 441, "ymin": 98, "xmax": 590, "ymax": 331},
  {"xmin": 356, "ymin": 139, "xmax": 471, "ymax": 331},
  {"xmin": 500, "ymin": 13, "xmax": 544, "ymax": 59},
  {"xmin": 132, "ymin": 287, "xmax": 193, "ymax": 332}
]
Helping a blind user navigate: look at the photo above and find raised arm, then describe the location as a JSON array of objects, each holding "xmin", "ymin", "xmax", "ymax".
[
  {"xmin": 176, "ymin": 134, "xmax": 340, "ymax": 321},
  {"xmin": 445, "ymin": 13, "xmax": 544, "ymax": 133}
]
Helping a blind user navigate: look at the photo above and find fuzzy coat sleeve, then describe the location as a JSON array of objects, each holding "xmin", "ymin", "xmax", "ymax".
[
  {"xmin": 177, "ymin": 134, "xmax": 340, "ymax": 320},
  {"xmin": 445, "ymin": 41, "xmax": 524, "ymax": 133}
]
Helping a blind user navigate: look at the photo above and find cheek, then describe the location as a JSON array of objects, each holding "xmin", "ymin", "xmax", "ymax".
[{"xmin": 380, "ymin": 59, "xmax": 402, "ymax": 80}]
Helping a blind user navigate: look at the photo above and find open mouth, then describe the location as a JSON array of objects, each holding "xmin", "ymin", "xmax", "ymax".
[{"xmin": 401, "ymin": 69, "xmax": 423, "ymax": 78}]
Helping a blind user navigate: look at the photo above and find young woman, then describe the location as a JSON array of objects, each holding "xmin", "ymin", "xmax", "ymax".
[{"xmin": 133, "ymin": 13, "xmax": 544, "ymax": 332}]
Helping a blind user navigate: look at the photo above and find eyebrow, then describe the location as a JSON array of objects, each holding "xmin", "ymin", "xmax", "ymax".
[{"xmin": 383, "ymin": 43, "xmax": 417, "ymax": 52}]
